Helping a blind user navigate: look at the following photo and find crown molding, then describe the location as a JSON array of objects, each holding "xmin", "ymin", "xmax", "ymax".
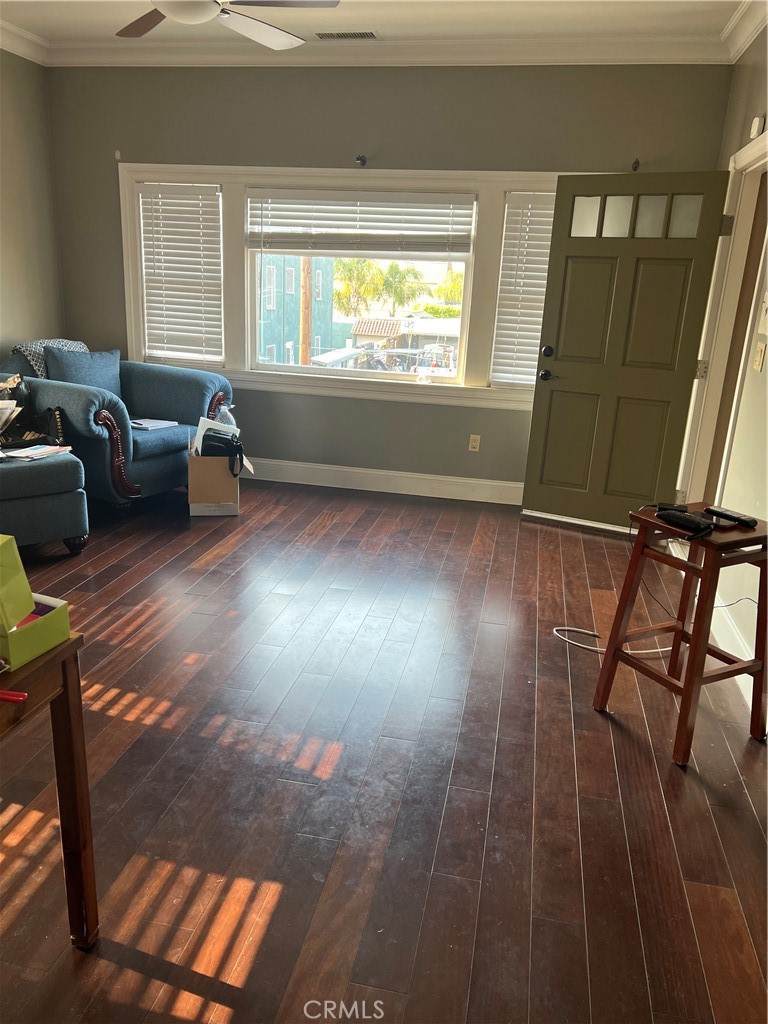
[
  {"xmin": 0, "ymin": 21, "xmax": 49, "ymax": 65},
  {"xmin": 1, "ymin": 32, "xmax": 733, "ymax": 68},
  {"xmin": 721, "ymin": 1, "xmax": 768, "ymax": 61}
]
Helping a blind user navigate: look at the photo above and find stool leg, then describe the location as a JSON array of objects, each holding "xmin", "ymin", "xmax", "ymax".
[
  {"xmin": 593, "ymin": 524, "xmax": 650, "ymax": 711},
  {"xmin": 673, "ymin": 548, "xmax": 719, "ymax": 766},
  {"xmin": 668, "ymin": 542, "xmax": 702, "ymax": 680},
  {"xmin": 750, "ymin": 554, "xmax": 767, "ymax": 742}
]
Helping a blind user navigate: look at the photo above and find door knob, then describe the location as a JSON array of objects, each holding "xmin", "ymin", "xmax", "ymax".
[
  {"xmin": 540, "ymin": 345, "xmax": 554, "ymax": 358},
  {"xmin": 539, "ymin": 369, "xmax": 558, "ymax": 381}
]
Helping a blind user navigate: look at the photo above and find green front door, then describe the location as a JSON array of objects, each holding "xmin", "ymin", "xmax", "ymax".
[{"xmin": 523, "ymin": 171, "xmax": 728, "ymax": 527}]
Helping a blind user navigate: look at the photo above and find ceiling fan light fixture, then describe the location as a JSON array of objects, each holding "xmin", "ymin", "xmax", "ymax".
[{"xmin": 154, "ymin": 1, "xmax": 220, "ymax": 25}]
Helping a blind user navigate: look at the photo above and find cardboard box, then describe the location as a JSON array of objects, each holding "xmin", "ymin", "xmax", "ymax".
[
  {"xmin": 188, "ymin": 454, "xmax": 239, "ymax": 516},
  {"xmin": 0, "ymin": 535, "xmax": 71, "ymax": 671}
]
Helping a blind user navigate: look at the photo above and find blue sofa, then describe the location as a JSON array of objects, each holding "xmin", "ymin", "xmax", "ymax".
[
  {"xmin": 0, "ymin": 453, "xmax": 89, "ymax": 554},
  {"xmin": 1, "ymin": 355, "xmax": 232, "ymax": 507}
]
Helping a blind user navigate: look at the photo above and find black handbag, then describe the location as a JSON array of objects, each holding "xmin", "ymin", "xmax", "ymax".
[{"xmin": 200, "ymin": 428, "xmax": 244, "ymax": 477}]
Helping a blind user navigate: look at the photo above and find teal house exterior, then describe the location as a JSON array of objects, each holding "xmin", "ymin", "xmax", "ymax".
[{"xmin": 257, "ymin": 255, "xmax": 336, "ymax": 364}]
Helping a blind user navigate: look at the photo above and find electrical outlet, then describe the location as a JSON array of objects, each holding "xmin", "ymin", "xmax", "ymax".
[
  {"xmin": 468, "ymin": 434, "xmax": 481, "ymax": 452},
  {"xmin": 753, "ymin": 340, "xmax": 766, "ymax": 373}
]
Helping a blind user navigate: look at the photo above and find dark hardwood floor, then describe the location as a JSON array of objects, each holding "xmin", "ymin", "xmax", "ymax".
[{"xmin": 1, "ymin": 483, "xmax": 765, "ymax": 1024}]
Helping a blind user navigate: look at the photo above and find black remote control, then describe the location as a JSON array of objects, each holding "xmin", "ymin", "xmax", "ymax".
[
  {"xmin": 656, "ymin": 510, "xmax": 715, "ymax": 537},
  {"xmin": 704, "ymin": 506, "xmax": 758, "ymax": 529}
]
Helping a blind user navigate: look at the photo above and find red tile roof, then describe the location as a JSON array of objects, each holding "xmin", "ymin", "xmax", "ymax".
[{"xmin": 352, "ymin": 318, "xmax": 403, "ymax": 338}]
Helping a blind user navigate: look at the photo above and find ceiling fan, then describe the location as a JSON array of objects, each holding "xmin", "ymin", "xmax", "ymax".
[{"xmin": 116, "ymin": 0, "xmax": 340, "ymax": 51}]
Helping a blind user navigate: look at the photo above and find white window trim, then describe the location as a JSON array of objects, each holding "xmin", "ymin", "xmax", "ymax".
[
  {"xmin": 286, "ymin": 266, "xmax": 296, "ymax": 295},
  {"xmin": 119, "ymin": 163, "xmax": 558, "ymax": 410}
]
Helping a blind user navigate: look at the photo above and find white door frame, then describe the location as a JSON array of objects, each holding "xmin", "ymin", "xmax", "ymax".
[{"xmin": 680, "ymin": 133, "xmax": 768, "ymax": 502}]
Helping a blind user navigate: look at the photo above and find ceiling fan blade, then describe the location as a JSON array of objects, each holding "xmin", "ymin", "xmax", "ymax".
[
  {"xmin": 116, "ymin": 9, "xmax": 166, "ymax": 37},
  {"xmin": 217, "ymin": 9, "xmax": 304, "ymax": 49},
  {"xmin": 228, "ymin": 1, "xmax": 340, "ymax": 7}
]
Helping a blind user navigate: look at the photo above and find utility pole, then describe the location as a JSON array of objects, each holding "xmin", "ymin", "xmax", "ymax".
[{"xmin": 300, "ymin": 257, "xmax": 312, "ymax": 365}]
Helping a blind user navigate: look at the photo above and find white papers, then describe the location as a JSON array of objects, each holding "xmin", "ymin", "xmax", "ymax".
[
  {"xmin": 0, "ymin": 401, "xmax": 20, "ymax": 432},
  {"xmin": 130, "ymin": 418, "xmax": 179, "ymax": 430},
  {"xmin": 3, "ymin": 445, "xmax": 72, "ymax": 460}
]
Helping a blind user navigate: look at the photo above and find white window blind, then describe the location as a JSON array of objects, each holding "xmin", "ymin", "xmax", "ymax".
[
  {"xmin": 246, "ymin": 189, "xmax": 476, "ymax": 254},
  {"xmin": 491, "ymin": 192, "xmax": 556, "ymax": 386},
  {"xmin": 138, "ymin": 184, "xmax": 224, "ymax": 362}
]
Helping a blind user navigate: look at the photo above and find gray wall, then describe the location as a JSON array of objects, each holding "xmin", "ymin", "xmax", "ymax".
[
  {"xmin": 719, "ymin": 27, "xmax": 768, "ymax": 166},
  {"xmin": 233, "ymin": 390, "xmax": 531, "ymax": 479},
  {"xmin": 42, "ymin": 62, "xmax": 732, "ymax": 482},
  {"xmin": 0, "ymin": 51, "xmax": 62, "ymax": 356},
  {"xmin": 47, "ymin": 63, "xmax": 732, "ymax": 354}
]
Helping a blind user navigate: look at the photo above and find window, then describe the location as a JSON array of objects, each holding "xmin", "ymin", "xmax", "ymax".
[
  {"xmin": 246, "ymin": 189, "xmax": 475, "ymax": 379},
  {"xmin": 491, "ymin": 192, "xmax": 556, "ymax": 386},
  {"xmin": 265, "ymin": 264, "xmax": 277, "ymax": 309},
  {"xmin": 137, "ymin": 184, "xmax": 224, "ymax": 363},
  {"xmin": 121, "ymin": 164, "xmax": 559, "ymax": 406}
]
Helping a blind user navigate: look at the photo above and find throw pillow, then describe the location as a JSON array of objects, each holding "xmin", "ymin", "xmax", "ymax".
[{"xmin": 44, "ymin": 348, "xmax": 122, "ymax": 398}]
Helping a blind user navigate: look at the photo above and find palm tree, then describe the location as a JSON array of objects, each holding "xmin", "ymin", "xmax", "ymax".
[
  {"xmin": 333, "ymin": 258, "xmax": 383, "ymax": 318},
  {"xmin": 435, "ymin": 268, "xmax": 464, "ymax": 305},
  {"xmin": 380, "ymin": 264, "xmax": 430, "ymax": 317}
]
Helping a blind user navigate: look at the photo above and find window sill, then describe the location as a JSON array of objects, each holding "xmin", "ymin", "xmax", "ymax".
[{"xmin": 222, "ymin": 368, "xmax": 533, "ymax": 410}]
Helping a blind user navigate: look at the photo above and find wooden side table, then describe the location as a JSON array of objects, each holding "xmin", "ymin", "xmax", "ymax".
[
  {"xmin": 0, "ymin": 634, "xmax": 98, "ymax": 949},
  {"xmin": 593, "ymin": 504, "xmax": 767, "ymax": 766}
]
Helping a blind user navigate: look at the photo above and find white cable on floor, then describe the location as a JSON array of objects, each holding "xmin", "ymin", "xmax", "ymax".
[{"xmin": 553, "ymin": 625, "xmax": 672, "ymax": 656}]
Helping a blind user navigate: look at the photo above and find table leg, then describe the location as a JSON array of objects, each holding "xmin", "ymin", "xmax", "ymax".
[
  {"xmin": 751, "ymin": 553, "xmax": 767, "ymax": 742},
  {"xmin": 673, "ymin": 549, "xmax": 719, "ymax": 767},
  {"xmin": 668, "ymin": 542, "xmax": 702, "ymax": 680},
  {"xmin": 593, "ymin": 524, "xmax": 649, "ymax": 711},
  {"xmin": 49, "ymin": 653, "xmax": 99, "ymax": 949}
]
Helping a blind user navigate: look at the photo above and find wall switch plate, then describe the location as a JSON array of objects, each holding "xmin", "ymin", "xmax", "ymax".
[
  {"xmin": 753, "ymin": 340, "xmax": 766, "ymax": 373},
  {"xmin": 468, "ymin": 434, "xmax": 481, "ymax": 452}
]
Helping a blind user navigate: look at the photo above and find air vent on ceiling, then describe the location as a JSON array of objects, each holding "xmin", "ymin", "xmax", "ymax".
[{"xmin": 315, "ymin": 30, "xmax": 378, "ymax": 41}]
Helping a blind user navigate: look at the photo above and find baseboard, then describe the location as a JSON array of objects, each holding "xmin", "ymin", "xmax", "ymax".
[
  {"xmin": 521, "ymin": 508, "xmax": 628, "ymax": 535},
  {"xmin": 242, "ymin": 456, "xmax": 524, "ymax": 505}
]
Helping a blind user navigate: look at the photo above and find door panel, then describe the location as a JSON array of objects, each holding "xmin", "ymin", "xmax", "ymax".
[
  {"xmin": 605, "ymin": 398, "xmax": 669, "ymax": 500},
  {"xmin": 523, "ymin": 171, "xmax": 728, "ymax": 527},
  {"xmin": 623, "ymin": 259, "xmax": 690, "ymax": 369},
  {"xmin": 541, "ymin": 391, "xmax": 600, "ymax": 490},
  {"xmin": 557, "ymin": 258, "xmax": 616, "ymax": 362}
]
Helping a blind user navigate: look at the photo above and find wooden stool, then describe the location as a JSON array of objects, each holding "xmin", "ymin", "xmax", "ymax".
[{"xmin": 593, "ymin": 503, "xmax": 767, "ymax": 766}]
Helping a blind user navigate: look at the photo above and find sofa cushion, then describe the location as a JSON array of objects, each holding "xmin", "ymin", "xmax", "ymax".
[
  {"xmin": 45, "ymin": 348, "xmax": 122, "ymax": 398},
  {"xmin": 0, "ymin": 452, "xmax": 85, "ymax": 500},
  {"xmin": 132, "ymin": 423, "xmax": 194, "ymax": 460}
]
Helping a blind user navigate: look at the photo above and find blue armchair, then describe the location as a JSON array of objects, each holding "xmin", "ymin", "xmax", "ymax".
[{"xmin": 5, "ymin": 358, "xmax": 232, "ymax": 506}]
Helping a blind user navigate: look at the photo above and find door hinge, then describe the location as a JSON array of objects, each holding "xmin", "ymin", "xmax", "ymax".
[
  {"xmin": 720, "ymin": 214, "xmax": 734, "ymax": 236},
  {"xmin": 695, "ymin": 359, "xmax": 709, "ymax": 380}
]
